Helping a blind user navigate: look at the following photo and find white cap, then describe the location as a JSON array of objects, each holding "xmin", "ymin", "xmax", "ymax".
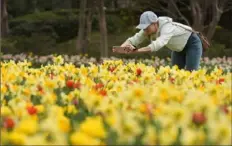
[{"xmin": 136, "ymin": 11, "xmax": 158, "ymax": 29}]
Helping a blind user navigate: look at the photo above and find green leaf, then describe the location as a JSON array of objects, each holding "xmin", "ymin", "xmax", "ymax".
[{"xmin": 31, "ymin": 95, "xmax": 42, "ymax": 105}]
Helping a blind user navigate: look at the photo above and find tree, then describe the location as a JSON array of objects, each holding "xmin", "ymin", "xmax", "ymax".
[
  {"xmin": 85, "ymin": 0, "xmax": 94, "ymax": 51},
  {"xmin": 31, "ymin": 0, "xmax": 39, "ymax": 13},
  {"xmin": 76, "ymin": 0, "xmax": 108, "ymax": 57},
  {"xmin": 76, "ymin": 0, "xmax": 87, "ymax": 54},
  {"xmin": 203, "ymin": 0, "xmax": 231, "ymax": 40},
  {"xmin": 1, "ymin": 0, "xmax": 9, "ymax": 38},
  {"xmin": 113, "ymin": 0, "xmax": 118, "ymax": 9},
  {"xmin": 97, "ymin": 0, "xmax": 108, "ymax": 57}
]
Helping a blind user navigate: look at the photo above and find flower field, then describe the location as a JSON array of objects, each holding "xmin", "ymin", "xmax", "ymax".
[
  {"xmin": 1, "ymin": 55, "xmax": 232, "ymax": 145},
  {"xmin": 2, "ymin": 54, "xmax": 232, "ymax": 72}
]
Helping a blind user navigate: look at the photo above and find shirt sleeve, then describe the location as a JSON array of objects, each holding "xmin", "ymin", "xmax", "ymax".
[
  {"xmin": 148, "ymin": 23, "xmax": 175, "ymax": 52},
  {"xmin": 126, "ymin": 29, "xmax": 147, "ymax": 47}
]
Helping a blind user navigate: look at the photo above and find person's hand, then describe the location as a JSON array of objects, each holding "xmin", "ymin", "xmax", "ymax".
[
  {"xmin": 112, "ymin": 48, "xmax": 116, "ymax": 52},
  {"xmin": 121, "ymin": 44, "xmax": 135, "ymax": 51},
  {"xmin": 125, "ymin": 48, "xmax": 139, "ymax": 54}
]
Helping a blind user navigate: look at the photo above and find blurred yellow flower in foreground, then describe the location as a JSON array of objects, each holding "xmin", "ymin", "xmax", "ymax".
[
  {"xmin": 16, "ymin": 118, "xmax": 38, "ymax": 135},
  {"xmin": 8, "ymin": 132, "xmax": 26, "ymax": 145},
  {"xmin": 58, "ymin": 116, "xmax": 70, "ymax": 133},
  {"xmin": 79, "ymin": 116, "xmax": 106, "ymax": 139},
  {"xmin": 70, "ymin": 131, "xmax": 101, "ymax": 145},
  {"xmin": 1, "ymin": 58, "xmax": 231, "ymax": 145}
]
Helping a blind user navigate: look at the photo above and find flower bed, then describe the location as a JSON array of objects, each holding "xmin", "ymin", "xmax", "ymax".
[
  {"xmin": 1, "ymin": 56, "xmax": 231, "ymax": 145},
  {"xmin": 1, "ymin": 54, "xmax": 232, "ymax": 72}
]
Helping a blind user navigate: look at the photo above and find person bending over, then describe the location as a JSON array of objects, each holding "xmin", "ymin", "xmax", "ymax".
[{"xmin": 113, "ymin": 11, "xmax": 203, "ymax": 71}]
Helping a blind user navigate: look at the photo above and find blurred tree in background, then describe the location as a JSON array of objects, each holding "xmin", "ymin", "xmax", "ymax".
[
  {"xmin": 1, "ymin": 0, "xmax": 232, "ymax": 58},
  {"xmin": 1, "ymin": 0, "xmax": 9, "ymax": 37},
  {"xmin": 76, "ymin": 0, "xmax": 87, "ymax": 54},
  {"xmin": 97, "ymin": 0, "xmax": 108, "ymax": 57}
]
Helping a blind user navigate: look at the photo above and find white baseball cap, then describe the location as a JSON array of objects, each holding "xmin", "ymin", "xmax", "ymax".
[{"xmin": 136, "ymin": 11, "xmax": 158, "ymax": 29}]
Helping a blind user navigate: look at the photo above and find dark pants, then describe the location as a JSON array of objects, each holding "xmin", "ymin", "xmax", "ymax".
[{"xmin": 171, "ymin": 33, "xmax": 203, "ymax": 71}]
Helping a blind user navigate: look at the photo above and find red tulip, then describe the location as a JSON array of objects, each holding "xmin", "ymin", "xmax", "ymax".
[
  {"xmin": 94, "ymin": 83, "xmax": 104, "ymax": 90},
  {"xmin": 109, "ymin": 66, "xmax": 116, "ymax": 72},
  {"xmin": 73, "ymin": 82, "xmax": 81, "ymax": 89},
  {"xmin": 220, "ymin": 105, "xmax": 229, "ymax": 114},
  {"xmin": 216, "ymin": 78, "xmax": 225, "ymax": 84},
  {"xmin": 27, "ymin": 106, "xmax": 37, "ymax": 115},
  {"xmin": 99, "ymin": 89, "xmax": 107, "ymax": 96},
  {"xmin": 66, "ymin": 80, "xmax": 74, "ymax": 88},
  {"xmin": 3, "ymin": 117, "xmax": 15, "ymax": 129},
  {"xmin": 192, "ymin": 112, "xmax": 207, "ymax": 125},
  {"xmin": 169, "ymin": 77, "xmax": 175, "ymax": 83},
  {"xmin": 136, "ymin": 68, "xmax": 142, "ymax": 76},
  {"xmin": 37, "ymin": 85, "xmax": 44, "ymax": 94}
]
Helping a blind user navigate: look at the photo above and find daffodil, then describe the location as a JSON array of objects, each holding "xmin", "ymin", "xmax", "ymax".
[
  {"xmin": 1, "ymin": 58, "xmax": 231, "ymax": 145},
  {"xmin": 15, "ymin": 118, "xmax": 38, "ymax": 135},
  {"xmin": 79, "ymin": 116, "xmax": 106, "ymax": 139},
  {"xmin": 8, "ymin": 131, "xmax": 26, "ymax": 145},
  {"xmin": 70, "ymin": 131, "xmax": 101, "ymax": 145}
]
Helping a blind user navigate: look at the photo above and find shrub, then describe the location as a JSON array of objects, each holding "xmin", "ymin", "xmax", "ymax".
[
  {"xmin": 213, "ymin": 27, "xmax": 232, "ymax": 49},
  {"xmin": 204, "ymin": 41, "xmax": 232, "ymax": 58},
  {"xmin": 9, "ymin": 10, "xmax": 78, "ymax": 42},
  {"xmin": 9, "ymin": 9, "xmax": 130, "ymax": 42},
  {"xmin": 1, "ymin": 34, "xmax": 56, "ymax": 55}
]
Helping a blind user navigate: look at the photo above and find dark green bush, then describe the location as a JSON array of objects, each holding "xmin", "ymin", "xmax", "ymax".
[
  {"xmin": 5, "ymin": 9, "xmax": 132, "ymax": 55},
  {"xmin": 204, "ymin": 41, "xmax": 232, "ymax": 57},
  {"xmin": 213, "ymin": 27, "xmax": 232, "ymax": 49},
  {"xmin": 1, "ymin": 34, "xmax": 56, "ymax": 55},
  {"xmin": 9, "ymin": 10, "xmax": 78, "ymax": 42},
  {"xmin": 1, "ymin": 38, "xmax": 18, "ymax": 54},
  {"xmin": 9, "ymin": 9, "xmax": 131, "ymax": 42},
  {"xmin": 92, "ymin": 14, "xmax": 126, "ymax": 34}
]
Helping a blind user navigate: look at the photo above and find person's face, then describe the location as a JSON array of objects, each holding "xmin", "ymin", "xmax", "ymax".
[{"xmin": 144, "ymin": 23, "xmax": 159, "ymax": 35}]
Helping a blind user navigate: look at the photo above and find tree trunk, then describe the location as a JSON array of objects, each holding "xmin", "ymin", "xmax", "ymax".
[
  {"xmin": 63, "ymin": 0, "xmax": 72, "ymax": 9},
  {"xmin": 83, "ymin": 0, "xmax": 93, "ymax": 52},
  {"xmin": 168, "ymin": 0, "xmax": 177, "ymax": 18},
  {"xmin": 77, "ymin": 0, "xmax": 87, "ymax": 54},
  {"xmin": 31, "ymin": 0, "xmax": 39, "ymax": 13},
  {"xmin": 113, "ymin": 0, "xmax": 118, "ymax": 9},
  {"xmin": 169, "ymin": 0, "xmax": 190, "ymax": 25},
  {"xmin": 52, "ymin": 0, "xmax": 56, "ymax": 10},
  {"xmin": 98, "ymin": 0, "xmax": 108, "ymax": 57},
  {"xmin": 190, "ymin": 0, "xmax": 204, "ymax": 32},
  {"xmin": 52, "ymin": 0, "xmax": 66, "ymax": 10},
  {"xmin": 1, "ymin": 0, "xmax": 9, "ymax": 38},
  {"xmin": 206, "ymin": 0, "xmax": 226, "ymax": 40}
]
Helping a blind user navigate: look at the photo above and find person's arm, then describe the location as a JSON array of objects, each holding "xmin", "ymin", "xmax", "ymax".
[
  {"xmin": 121, "ymin": 29, "xmax": 147, "ymax": 48},
  {"xmin": 126, "ymin": 46, "xmax": 152, "ymax": 54},
  {"xmin": 127, "ymin": 23, "xmax": 174, "ymax": 54},
  {"xmin": 128, "ymin": 34, "xmax": 172, "ymax": 54},
  {"xmin": 148, "ymin": 23, "xmax": 174, "ymax": 52}
]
